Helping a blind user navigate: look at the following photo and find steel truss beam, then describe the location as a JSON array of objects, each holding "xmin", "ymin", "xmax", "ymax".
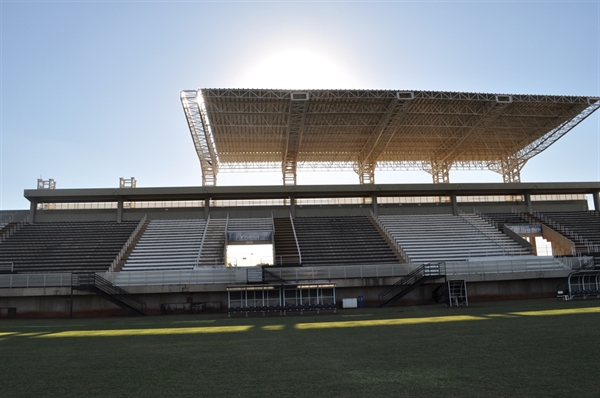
[
  {"xmin": 182, "ymin": 89, "xmax": 598, "ymax": 185},
  {"xmin": 282, "ymin": 94, "xmax": 309, "ymax": 185},
  {"xmin": 426, "ymin": 98, "xmax": 513, "ymax": 183},
  {"xmin": 356, "ymin": 93, "xmax": 414, "ymax": 184},
  {"xmin": 181, "ymin": 90, "xmax": 219, "ymax": 186},
  {"xmin": 515, "ymin": 99, "xmax": 600, "ymax": 162}
]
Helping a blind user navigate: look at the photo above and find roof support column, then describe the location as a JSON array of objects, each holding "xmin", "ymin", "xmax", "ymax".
[
  {"xmin": 499, "ymin": 156, "xmax": 524, "ymax": 183},
  {"xmin": 356, "ymin": 92, "xmax": 414, "ymax": 185},
  {"xmin": 372, "ymin": 194, "xmax": 378, "ymax": 217},
  {"xmin": 204, "ymin": 195, "xmax": 210, "ymax": 219},
  {"xmin": 430, "ymin": 161, "xmax": 451, "ymax": 184},
  {"xmin": 359, "ymin": 166, "xmax": 375, "ymax": 185},
  {"xmin": 28, "ymin": 201, "xmax": 37, "ymax": 224},
  {"xmin": 290, "ymin": 195, "xmax": 296, "ymax": 219},
  {"xmin": 117, "ymin": 200, "xmax": 123, "ymax": 223},
  {"xmin": 283, "ymin": 93, "xmax": 309, "ymax": 186}
]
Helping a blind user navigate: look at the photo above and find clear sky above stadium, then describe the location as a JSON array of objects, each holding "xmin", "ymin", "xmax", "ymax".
[{"xmin": 1, "ymin": 0, "xmax": 598, "ymax": 210}]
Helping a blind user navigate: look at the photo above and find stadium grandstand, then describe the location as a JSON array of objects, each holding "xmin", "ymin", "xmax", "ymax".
[{"xmin": 1, "ymin": 88, "xmax": 599, "ymax": 318}]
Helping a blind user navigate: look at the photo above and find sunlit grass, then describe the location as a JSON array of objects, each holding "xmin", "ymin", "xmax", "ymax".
[
  {"xmin": 34, "ymin": 325, "xmax": 253, "ymax": 338},
  {"xmin": 295, "ymin": 315, "xmax": 486, "ymax": 330}
]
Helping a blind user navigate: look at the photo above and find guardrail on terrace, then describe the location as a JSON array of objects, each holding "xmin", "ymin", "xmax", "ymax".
[
  {"xmin": 0, "ymin": 273, "xmax": 72, "ymax": 289},
  {"xmin": 1, "ymin": 256, "xmax": 588, "ymax": 289}
]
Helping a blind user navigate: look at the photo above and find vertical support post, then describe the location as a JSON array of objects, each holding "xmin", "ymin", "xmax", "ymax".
[
  {"xmin": 451, "ymin": 194, "xmax": 459, "ymax": 216},
  {"xmin": 204, "ymin": 195, "xmax": 210, "ymax": 219},
  {"xmin": 372, "ymin": 195, "xmax": 378, "ymax": 217},
  {"xmin": 524, "ymin": 192, "xmax": 533, "ymax": 214},
  {"xmin": 593, "ymin": 190, "xmax": 600, "ymax": 212},
  {"xmin": 290, "ymin": 195, "xmax": 296, "ymax": 219},
  {"xmin": 28, "ymin": 201, "xmax": 37, "ymax": 224},
  {"xmin": 116, "ymin": 201, "xmax": 123, "ymax": 223}
]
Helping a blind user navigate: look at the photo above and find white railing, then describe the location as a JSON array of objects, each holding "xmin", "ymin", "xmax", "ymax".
[
  {"xmin": 102, "ymin": 268, "xmax": 246, "ymax": 287},
  {"xmin": 194, "ymin": 215, "xmax": 211, "ymax": 267},
  {"xmin": 109, "ymin": 215, "xmax": 147, "ymax": 272},
  {"xmin": 458, "ymin": 211, "xmax": 510, "ymax": 255},
  {"xmin": 0, "ymin": 273, "xmax": 72, "ymax": 288},
  {"xmin": 2, "ymin": 256, "xmax": 588, "ymax": 289},
  {"xmin": 289, "ymin": 212, "xmax": 302, "ymax": 265},
  {"xmin": 444, "ymin": 256, "xmax": 581, "ymax": 275},
  {"xmin": 371, "ymin": 211, "xmax": 409, "ymax": 262},
  {"xmin": 1, "ymin": 218, "xmax": 29, "ymax": 243}
]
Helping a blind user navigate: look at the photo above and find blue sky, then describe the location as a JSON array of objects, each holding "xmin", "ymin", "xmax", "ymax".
[{"xmin": 1, "ymin": 0, "xmax": 598, "ymax": 210}]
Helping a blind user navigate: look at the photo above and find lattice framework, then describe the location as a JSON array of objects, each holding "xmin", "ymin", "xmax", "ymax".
[{"xmin": 180, "ymin": 89, "xmax": 599, "ymax": 185}]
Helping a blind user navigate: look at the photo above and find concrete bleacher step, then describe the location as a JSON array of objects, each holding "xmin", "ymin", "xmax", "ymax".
[
  {"xmin": 293, "ymin": 216, "xmax": 399, "ymax": 266},
  {"xmin": 196, "ymin": 218, "xmax": 227, "ymax": 267},
  {"xmin": 122, "ymin": 219, "xmax": 206, "ymax": 272},
  {"xmin": 378, "ymin": 214, "xmax": 530, "ymax": 263}
]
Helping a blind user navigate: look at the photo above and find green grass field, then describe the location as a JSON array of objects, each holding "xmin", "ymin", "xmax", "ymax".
[{"xmin": 1, "ymin": 299, "xmax": 599, "ymax": 398}]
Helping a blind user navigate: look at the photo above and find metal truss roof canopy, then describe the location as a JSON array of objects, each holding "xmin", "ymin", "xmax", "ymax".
[{"xmin": 181, "ymin": 89, "xmax": 599, "ymax": 186}]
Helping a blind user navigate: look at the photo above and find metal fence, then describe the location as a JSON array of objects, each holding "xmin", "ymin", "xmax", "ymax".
[{"xmin": 0, "ymin": 256, "xmax": 591, "ymax": 289}]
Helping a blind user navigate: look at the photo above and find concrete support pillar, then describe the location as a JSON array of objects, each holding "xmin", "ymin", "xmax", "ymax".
[
  {"xmin": 290, "ymin": 195, "xmax": 296, "ymax": 219},
  {"xmin": 529, "ymin": 236, "xmax": 538, "ymax": 256},
  {"xmin": 593, "ymin": 191, "xmax": 600, "ymax": 212},
  {"xmin": 28, "ymin": 201, "xmax": 37, "ymax": 224},
  {"xmin": 116, "ymin": 201, "xmax": 123, "ymax": 223},
  {"xmin": 204, "ymin": 196, "xmax": 210, "ymax": 219},
  {"xmin": 372, "ymin": 195, "xmax": 378, "ymax": 217},
  {"xmin": 524, "ymin": 193, "xmax": 533, "ymax": 213},
  {"xmin": 451, "ymin": 194, "xmax": 458, "ymax": 216}
]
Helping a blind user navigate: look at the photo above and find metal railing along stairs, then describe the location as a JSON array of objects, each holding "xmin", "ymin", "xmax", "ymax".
[
  {"xmin": 378, "ymin": 263, "xmax": 445, "ymax": 307},
  {"xmin": 72, "ymin": 273, "xmax": 146, "ymax": 316}
]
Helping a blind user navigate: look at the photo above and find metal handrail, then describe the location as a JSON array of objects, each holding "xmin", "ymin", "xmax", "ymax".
[
  {"xmin": 289, "ymin": 212, "xmax": 302, "ymax": 265},
  {"xmin": 0, "ymin": 218, "xmax": 29, "ymax": 243},
  {"xmin": 195, "ymin": 214, "xmax": 211, "ymax": 268},
  {"xmin": 110, "ymin": 215, "xmax": 147, "ymax": 272},
  {"xmin": 371, "ymin": 211, "xmax": 409, "ymax": 262},
  {"xmin": 458, "ymin": 211, "xmax": 510, "ymax": 256}
]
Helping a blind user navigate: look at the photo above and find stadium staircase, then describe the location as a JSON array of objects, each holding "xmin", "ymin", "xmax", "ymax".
[
  {"xmin": 0, "ymin": 221, "xmax": 138, "ymax": 273},
  {"xmin": 293, "ymin": 216, "xmax": 399, "ymax": 266},
  {"xmin": 121, "ymin": 219, "xmax": 206, "ymax": 271},
  {"xmin": 197, "ymin": 218, "xmax": 227, "ymax": 267},
  {"xmin": 379, "ymin": 263, "xmax": 445, "ymax": 307},
  {"xmin": 262, "ymin": 268, "xmax": 292, "ymax": 285},
  {"xmin": 72, "ymin": 272, "xmax": 146, "ymax": 316},
  {"xmin": 273, "ymin": 216, "xmax": 301, "ymax": 266}
]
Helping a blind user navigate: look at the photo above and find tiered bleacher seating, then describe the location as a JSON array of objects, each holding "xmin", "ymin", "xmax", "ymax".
[
  {"xmin": 227, "ymin": 217, "xmax": 272, "ymax": 232},
  {"xmin": 293, "ymin": 216, "xmax": 398, "ymax": 266},
  {"xmin": 539, "ymin": 211, "xmax": 600, "ymax": 246},
  {"xmin": 481, "ymin": 212, "xmax": 531, "ymax": 232},
  {"xmin": 196, "ymin": 218, "xmax": 227, "ymax": 267},
  {"xmin": 122, "ymin": 219, "xmax": 206, "ymax": 271},
  {"xmin": 378, "ymin": 214, "xmax": 530, "ymax": 263},
  {"xmin": 0, "ymin": 221, "xmax": 138, "ymax": 273}
]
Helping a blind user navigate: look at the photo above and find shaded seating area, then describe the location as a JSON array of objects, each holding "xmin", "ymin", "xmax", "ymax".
[
  {"xmin": 293, "ymin": 216, "xmax": 399, "ymax": 266},
  {"xmin": 122, "ymin": 219, "xmax": 206, "ymax": 271},
  {"xmin": 0, "ymin": 221, "xmax": 138, "ymax": 273}
]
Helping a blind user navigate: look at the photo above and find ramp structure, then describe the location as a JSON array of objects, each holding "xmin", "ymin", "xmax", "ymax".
[{"xmin": 181, "ymin": 89, "xmax": 599, "ymax": 186}]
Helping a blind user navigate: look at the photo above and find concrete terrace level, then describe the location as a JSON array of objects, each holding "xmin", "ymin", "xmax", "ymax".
[{"xmin": 24, "ymin": 182, "xmax": 600, "ymax": 223}]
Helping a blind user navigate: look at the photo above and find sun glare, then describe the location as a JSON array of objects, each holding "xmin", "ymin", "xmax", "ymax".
[{"xmin": 238, "ymin": 50, "xmax": 357, "ymax": 89}]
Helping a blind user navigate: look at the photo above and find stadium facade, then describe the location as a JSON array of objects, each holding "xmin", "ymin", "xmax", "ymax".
[{"xmin": 1, "ymin": 89, "xmax": 599, "ymax": 318}]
